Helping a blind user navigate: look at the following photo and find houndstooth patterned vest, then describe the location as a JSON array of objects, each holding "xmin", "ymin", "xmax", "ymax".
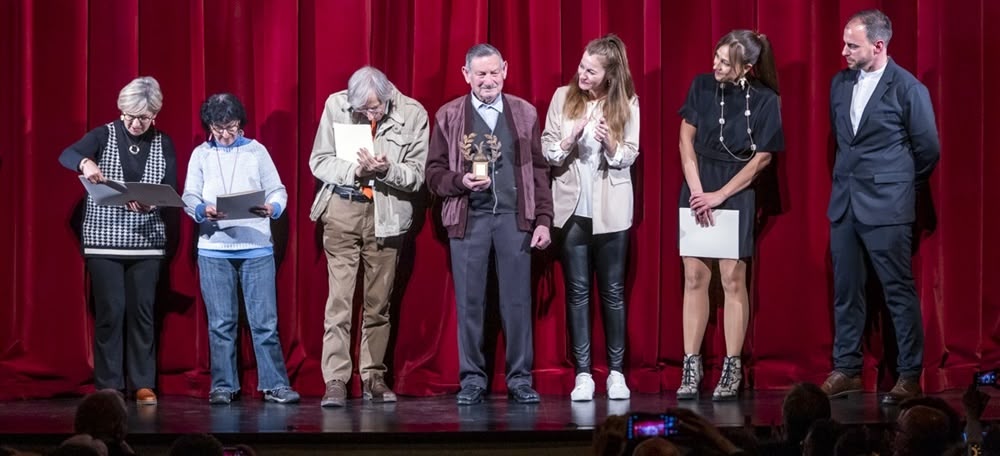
[{"xmin": 81, "ymin": 122, "xmax": 167, "ymax": 258}]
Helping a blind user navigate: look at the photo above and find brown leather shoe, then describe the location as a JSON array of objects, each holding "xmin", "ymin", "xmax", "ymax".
[
  {"xmin": 821, "ymin": 371, "xmax": 862, "ymax": 399},
  {"xmin": 363, "ymin": 374, "xmax": 397, "ymax": 403},
  {"xmin": 135, "ymin": 388, "xmax": 157, "ymax": 406},
  {"xmin": 881, "ymin": 377, "xmax": 921, "ymax": 405},
  {"xmin": 321, "ymin": 380, "xmax": 348, "ymax": 408}
]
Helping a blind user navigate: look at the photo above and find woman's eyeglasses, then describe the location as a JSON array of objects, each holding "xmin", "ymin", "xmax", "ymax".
[
  {"xmin": 121, "ymin": 113, "xmax": 154, "ymax": 124},
  {"xmin": 210, "ymin": 123, "xmax": 241, "ymax": 136}
]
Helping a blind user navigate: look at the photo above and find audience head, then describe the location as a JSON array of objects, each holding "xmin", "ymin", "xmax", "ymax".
[
  {"xmin": 893, "ymin": 405, "xmax": 952, "ymax": 456},
  {"xmin": 897, "ymin": 396, "xmax": 963, "ymax": 444},
  {"xmin": 803, "ymin": 419, "xmax": 843, "ymax": 456},
  {"xmin": 592, "ymin": 414, "xmax": 628, "ymax": 456},
  {"xmin": 782, "ymin": 382, "xmax": 832, "ymax": 445},
  {"xmin": 631, "ymin": 437, "xmax": 680, "ymax": 456},
  {"xmin": 73, "ymin": 390, "xmax": 128, "ymax": 444},
  {"xmin": 169, "ymin": 433, "xmax": 225, "ymax": 456}
]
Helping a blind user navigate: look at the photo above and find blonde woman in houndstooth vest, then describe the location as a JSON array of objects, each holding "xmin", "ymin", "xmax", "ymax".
[{"xmin": 59, "ymin": 76, "xmax": 178, "ymax": 406}]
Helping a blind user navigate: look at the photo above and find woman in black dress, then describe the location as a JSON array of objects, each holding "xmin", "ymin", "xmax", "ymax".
[{"xmin": 676, "ymin": 30, "xmax": 784, "ymax": 401}]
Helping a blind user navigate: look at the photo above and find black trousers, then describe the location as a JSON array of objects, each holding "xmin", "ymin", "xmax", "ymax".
[
  {"xmin": 87, "ymin": 257, "xmax": 161, "ymax": 391},
  {"xmin": 449, "ymin": 212, "xmax": 534, "ymax": 389},
  {"xmin": 830, "ymin": 207, "xmax": 923, "ymax": 379},
  {"xmin": 561, "ymin": 216, "xmax": 628, "ymax": 374}
]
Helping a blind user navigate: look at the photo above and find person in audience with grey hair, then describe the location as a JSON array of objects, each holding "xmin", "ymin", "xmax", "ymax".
[
  {"xmin": 309, "ymin": 66, "xmax": 428, "ymax": 408},
  {"xmin": 182, "ymin": 93, "xmax": 299, "ymax": 406},
  {"xmin": 59, "ymin": 76, "xmax": 178, "ymax": 406}
]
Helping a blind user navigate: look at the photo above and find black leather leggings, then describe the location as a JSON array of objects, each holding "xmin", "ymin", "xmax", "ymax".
[{"xmin": 561, "ymin": 216, "xmax": 628, "ymax": 373}]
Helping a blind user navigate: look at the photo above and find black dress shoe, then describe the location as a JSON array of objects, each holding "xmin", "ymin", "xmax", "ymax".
[
  {"xmin": 507, "ymin": 384, "xmax": 540, "ymax": 404},
  {"xmin": 456, "ymin": 385, "xmax": 486, "ymax": 405}
]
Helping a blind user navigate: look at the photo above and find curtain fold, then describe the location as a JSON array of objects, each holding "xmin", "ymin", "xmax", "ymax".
[{"xmin": 0, "ymin": 0, "xmax": 994, "ymax": 400}]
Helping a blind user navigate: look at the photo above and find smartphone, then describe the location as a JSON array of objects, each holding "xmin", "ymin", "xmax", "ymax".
[
  {"xmin": 974, "ymin": 370, "xmax": 997, "ymax": 387},
  {"xmin": 627, "ymin": 413, "xmax": 679, "ymax": 440}
]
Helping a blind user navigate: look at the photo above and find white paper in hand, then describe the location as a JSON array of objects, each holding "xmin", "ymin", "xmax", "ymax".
[
  {"xmin": 333, "ymin": 123, "xmax": 375, "ymax": 165},
  {"xmin": 678, "ymin": 208, "xmax": 740, "ymax": 259}
]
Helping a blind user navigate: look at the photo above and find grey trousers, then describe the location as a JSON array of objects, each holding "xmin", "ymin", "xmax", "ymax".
[{"xmin": 449, "ymin": 211, "xmax": 534, "ymax": 389}]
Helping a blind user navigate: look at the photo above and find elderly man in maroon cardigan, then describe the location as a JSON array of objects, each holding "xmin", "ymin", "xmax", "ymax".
[{"xmin": 425, "ymin": 43, "xmax": 554, "ymax": 405}]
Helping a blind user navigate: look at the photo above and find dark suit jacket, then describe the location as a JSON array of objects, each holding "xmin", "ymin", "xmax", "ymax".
[{"xmin": 827, "ymin": 58, "xmax": 940, "ymax": 226}]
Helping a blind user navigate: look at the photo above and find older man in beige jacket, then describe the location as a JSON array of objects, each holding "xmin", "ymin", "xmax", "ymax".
[{"xmin": 309, "ymin": 66, "xmax": 429, "ymax": 407}]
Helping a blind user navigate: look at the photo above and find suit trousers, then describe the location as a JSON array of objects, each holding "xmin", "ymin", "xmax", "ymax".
[
  {"xmin": 560, "ymin": 215, "xmax": 628, "ymax": 374},
  {"xmin": 830, "ymin": 205, "xmax": 923, "ymax": 379},
  {"xmin": 86, "ymin": 257, "xmax": 160, "ymax": 391},
  {"xmin": 320, "ymin": 195, "xmax": 399, "ymax": 384},
  {"xmin": 450, "ymin": 211, "xmax": 534, "ymax": 389}
]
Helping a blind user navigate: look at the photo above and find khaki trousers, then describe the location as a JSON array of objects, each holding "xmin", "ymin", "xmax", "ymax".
[{"xmin": 320, "ymin": 195, "xmax": 398, "ymax": 383}]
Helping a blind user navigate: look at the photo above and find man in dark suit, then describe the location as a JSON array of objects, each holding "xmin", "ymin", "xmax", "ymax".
[{"xmin": 822, "ymin": 9, "xmax": 940, "ymax": 405}]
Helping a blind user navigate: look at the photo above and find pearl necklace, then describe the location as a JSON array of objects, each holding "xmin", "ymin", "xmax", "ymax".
[{"xmin": 717, "ymin": 79, "xmax": 756, "ymax": 162}]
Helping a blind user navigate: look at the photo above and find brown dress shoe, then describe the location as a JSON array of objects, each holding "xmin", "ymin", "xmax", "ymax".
[
  {"xmin": 881, "ymin": 377, "xmax": 921, "ymax": 405},
  {"xmin": 135, "ymin": 388, "xmax": 157, "ymax": 406},
  {"xmin": 821, "ymin": 371, "xmax": 862, "ymax": 398},
  {"xmin": 321, "ymin": 380, "xmax": 348, "ymax": 408},
  {"xmin": 364, "ymin": 374, "xmax": 397, "ymax": 403}
]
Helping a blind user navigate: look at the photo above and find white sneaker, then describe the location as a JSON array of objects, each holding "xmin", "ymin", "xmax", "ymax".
[
  {"xmin": 570, "ymin": 373, "xmax": 595, "ymax": 401},
  {"xmin": 607, "ymin": 370, "xmax": 631, "ymax": 400}
]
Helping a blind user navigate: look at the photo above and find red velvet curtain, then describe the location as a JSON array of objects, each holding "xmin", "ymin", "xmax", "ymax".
[{"xmin": 1, "ymin": 0, "xmax": 996, "ymax": 400}]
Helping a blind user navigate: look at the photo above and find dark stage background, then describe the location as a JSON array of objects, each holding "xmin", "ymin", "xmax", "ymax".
[{"xmin": 1, "ymin": 0, "xmax": 997, "ymax": 400}]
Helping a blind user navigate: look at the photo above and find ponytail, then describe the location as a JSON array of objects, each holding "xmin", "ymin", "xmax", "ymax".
[{"xmin": 753, "ymin": 33, "xmax": 779, "ymax": 95}]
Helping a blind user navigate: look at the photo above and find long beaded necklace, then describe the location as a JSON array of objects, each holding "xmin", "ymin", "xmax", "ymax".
[{"xmin": 717, "ymin": 78, "xmax": 757, "ymax": 162}]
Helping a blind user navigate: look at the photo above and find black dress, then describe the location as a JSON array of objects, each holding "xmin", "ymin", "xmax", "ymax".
[{"xmin": 678, "ymin": 73, "xmax": 784, "ymax": 258}]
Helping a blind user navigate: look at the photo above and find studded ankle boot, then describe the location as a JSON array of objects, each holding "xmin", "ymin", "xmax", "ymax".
[
  {"xmin": 676, "ymin": 354, "xmax": 703, "ymax": 400},
  {"xmin": 712, "ymin": 356, "xmax": 743, "ymax": 401}
]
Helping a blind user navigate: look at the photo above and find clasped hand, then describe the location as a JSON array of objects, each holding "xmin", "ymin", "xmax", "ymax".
[
  {"xmin": 354, "ymin": 147, "xmax": 389, "ymax": 177},
  {"xmin": 689, "ymin": 191, "xmax": 726, "ymax": 227}
]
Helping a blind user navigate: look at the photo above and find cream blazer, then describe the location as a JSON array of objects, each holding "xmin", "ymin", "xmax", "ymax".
[{"xmin": 541, "ymin": 85, "xmax": 639, "ymax": 234}]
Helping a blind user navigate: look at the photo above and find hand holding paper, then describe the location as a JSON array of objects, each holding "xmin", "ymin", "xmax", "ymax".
[
  {"xmin": 334, "ymin": 123, "xmax": 375, "ymax": 166},
  {"xmin": 215, "ymin": 190, "xmax": 266, "ymax": 220}
]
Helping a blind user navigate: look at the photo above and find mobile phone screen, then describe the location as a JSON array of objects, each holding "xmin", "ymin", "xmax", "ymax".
[
  {"xmin": 975, "ymin": 370, "xmax": 997, "ymax": 386},
  {"xmin": 627, "ymin": 414, "xmax": 679, "ymax": 439}
]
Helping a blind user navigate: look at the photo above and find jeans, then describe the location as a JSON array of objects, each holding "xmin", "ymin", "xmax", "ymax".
[{"xmin": 198, "ymin": 254, "xmax": 291, "ymax": 393}]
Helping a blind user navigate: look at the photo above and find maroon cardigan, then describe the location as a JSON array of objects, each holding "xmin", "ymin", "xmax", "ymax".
[{"xmin": 425, "ymin": 94, "xmax": 553, "ymax": 239}]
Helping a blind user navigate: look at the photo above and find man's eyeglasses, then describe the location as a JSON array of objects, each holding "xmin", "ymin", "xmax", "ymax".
[
  {"xmin": 352, "ymin": 103, "xmax": 386, "ymax": 116},
  {"xmin": 210, "ymin": 123, "xmax": 241, "ymax": 136},
  {"xmin": 122, "ymin": 113, "xmax": 154, "ymax": 124}
]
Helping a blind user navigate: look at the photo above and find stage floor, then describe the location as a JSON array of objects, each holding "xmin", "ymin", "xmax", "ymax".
[{"xmin": 2, "ymin": 390, "xmax": 996, "ymax": 440}]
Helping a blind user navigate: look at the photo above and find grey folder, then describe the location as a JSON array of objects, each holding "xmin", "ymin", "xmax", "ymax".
[
  {"xmin": 79, "ymin": 176, "xmax": 184, "ymax": 207},
  {"xmin": 215, "ymin": 190, "xmax": 266, "ymax": 220}
]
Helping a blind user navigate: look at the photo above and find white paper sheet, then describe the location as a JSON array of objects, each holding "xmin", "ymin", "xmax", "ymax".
[
  {"xmin": 678, "ymin": 208, "xmax": 740, "ymax": 259},
  {"xmin": 333, "ymin": 123, "xmax": 375, "ymax": 165}
]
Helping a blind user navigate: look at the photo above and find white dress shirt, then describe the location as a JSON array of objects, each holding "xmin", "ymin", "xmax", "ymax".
[
  {"xmin": 850, "ymin": 63, "xmax": 887, "ymax": 134},
  {"xmin": 471, "ymin": 92, "xmax": 503, "ymax": 131}
]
